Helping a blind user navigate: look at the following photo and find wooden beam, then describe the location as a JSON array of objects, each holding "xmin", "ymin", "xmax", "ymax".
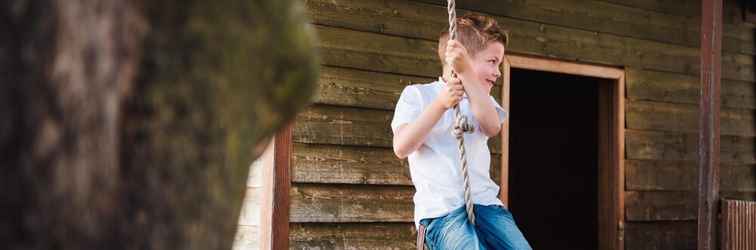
[
  {"xmin": 697, "ymin": 0, "xmax": 722, "ymax": 249},
  {"xmin": 614, "ymin": 73, "xmax": 626, "ymax": 250},
  {"xmin": 499, "ymin": 56, "xmax": 511, "ymax": 206},
  {"xmin": 271, "ymin": 124, "xmax": 293, "ymax": 250},
  {"xmin": 598, "ymin": 79, "xmax": 613, "ymax": 250},
  {"xmin": 506, "ymin": 55, "xmax": 624, "ymax": 79}
]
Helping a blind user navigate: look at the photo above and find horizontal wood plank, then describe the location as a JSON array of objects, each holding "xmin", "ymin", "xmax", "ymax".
[
  {"xmin": 290, "ymin": 223, "xmax": 415, "ymax": 249},
  {"xmin": 598, "ymin": 0, "xmax": 698, "ymax": 17},
  {"xmin": 315, "ymin": 66, "xmax": 432, "ymax": 110},
  {"xmin": 289, "ymin": 184, "xmax": 414, "ymax": 223},
  {"xmin": 626, "ymin": 191, "xmax": 756, "ymax": 221},
  {"xmin": 625, "ymin": 129, "xmax": 755, "ymax": 164},
  {"xmin": 291, "ymin": 187, "xmax": 756, "ymax": 224},
  {"xmin": 626, "ymin": 159, "xmax": 756, "ymax": 192},
  {"xmin": 627, "ymin": 100, "xmax": 755, "ymax": 137},
  {"xmin": 292, "ymin": 143, "xmax": 502, "ymax": 186},
  {"xmin": 294, "ymin": 104, "xmax": 503, "ymax": 153},
  {"xmin": 626, "ymin": 191, "xmax": 696, "ymax": 221},
  {"xmin": 294, "ymin": 104, "xmax": 394, "ymax": 147},
  {"xmin": 626, "ymin": 68, "xmax": 756, "ymax": 110},
  {"xmin": 292, "ymin": 143, "xmax": 411, "ymax": 185},
  {"xmin": 624, "ymin": 221, "xmax": 696, "ymax": 250},
  {"xmin": 316, "ymin": 25, "xmax": 440, "ymax": 78},
  {"xmin": 720, "ymin": 191, "xmax": 756, "ymax": 201},
  {"xmin": 599, "ymin": 0, "xmax": 756, "ymax": 28}
]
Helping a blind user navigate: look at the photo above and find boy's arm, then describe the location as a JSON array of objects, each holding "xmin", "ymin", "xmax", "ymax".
[
  {"xmin": 457, "ymin": 73, "xmax": 501, "ymax": 137},
  {"xmin": 393, "ymin": 99, "xmax": 447, "ymax": 159}
]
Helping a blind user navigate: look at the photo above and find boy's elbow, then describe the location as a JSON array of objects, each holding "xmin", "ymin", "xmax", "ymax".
[
  {"xmin": 483, "ymin": 131, "xmax": 497, "ymax": 138},
  {"xmin": 392, "ymin": 127, "xmax": 412, "ymax": 159},
  {"xmin": 394, "ymin": 148, "xmax": 408, "ymax": 159},
  {"xmin": 393, "ymin": 141, "xmax": 410, "ymax": 159},
  {"xmin": 483, "ymin": 123, "xmax": 502, "ymax": 137}
]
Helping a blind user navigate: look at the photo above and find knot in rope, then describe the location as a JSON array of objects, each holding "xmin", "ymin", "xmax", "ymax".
[{"xmin": 452, "ymin": 112, "xmax": 474, "ymax": 138}]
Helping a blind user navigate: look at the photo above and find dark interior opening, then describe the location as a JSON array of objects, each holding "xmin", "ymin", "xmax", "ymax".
[{"xmin": 508, "ymin": 68, "xmax": 601, "ymax": 250}]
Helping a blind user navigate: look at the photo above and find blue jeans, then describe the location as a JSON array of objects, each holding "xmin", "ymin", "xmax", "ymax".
[{"xmin": 420, "ymin": 204, "xmax": 532, "ymax": 250}]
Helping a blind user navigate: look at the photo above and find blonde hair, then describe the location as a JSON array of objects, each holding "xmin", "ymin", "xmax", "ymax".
[{"xmin": 437, "ymin": 13, "xmax": 509, "ymax": 64}]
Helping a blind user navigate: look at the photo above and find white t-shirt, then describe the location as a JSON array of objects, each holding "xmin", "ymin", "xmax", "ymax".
[{"xmin": 391, "ymin": 78, "xmax": 507, "ymax": 229}]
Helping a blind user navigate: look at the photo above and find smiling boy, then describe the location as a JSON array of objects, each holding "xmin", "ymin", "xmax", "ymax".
[{"xmin": 391, "ymin": 13, "xmax": 531, "ymax": 249}]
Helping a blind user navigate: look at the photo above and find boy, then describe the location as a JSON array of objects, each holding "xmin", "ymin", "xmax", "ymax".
[{"xmin": 391, "ymin": 14, "xmax": 531, "ymax": 249}]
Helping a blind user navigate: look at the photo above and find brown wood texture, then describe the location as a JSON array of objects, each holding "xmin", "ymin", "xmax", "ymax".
[
  {"xmin": 721, "ymin": 199, "xmax": 756, "ymax": 250},
  {"xmin": 625, "ymin": 221, "xmax": 697, "ymax": 250},
  {"xmin": 627, "ymin": 100, "xmax": 753, "ymax": 137},
  {"xmin": 626, "ymin": 191, "xmax": 756, "ymax": 221},
  {"xmin": 290, "ymin": 0, "xmax": 756, "ymax": 249},
  {"xmin": 309, "ymin": 0, "xmax": 754, "ymax": 82},
  {"xmin": 315, "ymin": 66, "xmax": 433, "ymax": 110},
  {"xmin": 289, "ymin": 184, "xmax": 413, "ymax": 223},
  {"xmin": 600, "ymin": 0, "xmax": 754, "ymax": 25},
  {"xmin": 698, "ymin": 0, "xmax": 723, "ymax": 249},
  {"xmin": 272, "ymin": 125, "xmax": 293, "ymax": 250},
  {"xmin": 292, "ymin": 143, "xmax": 411, "ymax": 185},
  {"xmin": 291, "ymin": 143, "xmax": 501, "ymax": 186},
  {"xmin": 625, "ymin": 130, "xmax": 754, "ymax": 164},
  {"xmin": 598, "ymin": 80, "xmax": 615, "ymax": 250},
  {"xmin": 616, "ymin": 74, "xmax": 627, "ymax": 250},
  {"xmin": 412, "ymin": 0, "xmax": 753, "ymax": 55},
  {"xmin": 626, "ymin": 160, "xmax": 756, "ymax": 192},
  {"xmin": 290, "ymin": 223, "xmax": 416, "ymax": 249},
  {"xmin": 499, "ymin": 56, "xmax": 511, "ymax": 206},
  {"xmin": 626, "ymin": 68, "xmax": 755, "ymax": 110}
]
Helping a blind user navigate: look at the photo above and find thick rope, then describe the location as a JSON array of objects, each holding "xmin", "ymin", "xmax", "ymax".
[{"xmin": 447, "ymin": 0, "xmax": 476, "ymax": 225}]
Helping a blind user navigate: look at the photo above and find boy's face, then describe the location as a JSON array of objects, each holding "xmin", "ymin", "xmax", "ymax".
[{"xmin": 469, "ymin": 42, "xmax": 504, "ymax": 94}]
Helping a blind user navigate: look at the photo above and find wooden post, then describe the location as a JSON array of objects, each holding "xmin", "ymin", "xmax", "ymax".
[
  {"xmin": 271, "ymin": 124, "xmax": 292, "ymax": 249},
  {"xmin": 500, "ymin": 58, "xmax": 511, "ymax": 207},
  {"xmin": 697, "ymin": 0, "xmax": 722, "ymax": 249}
]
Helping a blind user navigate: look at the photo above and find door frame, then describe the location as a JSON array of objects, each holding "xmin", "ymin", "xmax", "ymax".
[{"xmin": 499, "ymin": 54, "xmax": 625, "ymax": 250}]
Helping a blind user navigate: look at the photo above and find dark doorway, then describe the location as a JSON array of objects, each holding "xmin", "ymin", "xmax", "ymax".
[{"xmin": 508, "ymin": 68, "xmax": 604, "ymax": 250}]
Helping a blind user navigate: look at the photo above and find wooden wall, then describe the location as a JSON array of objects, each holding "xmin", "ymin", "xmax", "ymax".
[{"xmin": 293, "ymin": 0, "xmax": 756, "ymax": 249}]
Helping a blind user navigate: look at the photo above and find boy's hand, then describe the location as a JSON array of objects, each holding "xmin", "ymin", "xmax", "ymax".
[
  {"xmin": 445, "ymin": 40, "xmax": 472, "ymax": 75},
  {"xmin": 436, "ymin": 76, "xmax": 465, "ymax": 109}
]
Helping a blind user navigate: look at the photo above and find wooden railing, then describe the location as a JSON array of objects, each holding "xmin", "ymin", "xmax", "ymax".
[{"xmin": 721, "ymin": 199, "xmax": 756, "ymax": 250}]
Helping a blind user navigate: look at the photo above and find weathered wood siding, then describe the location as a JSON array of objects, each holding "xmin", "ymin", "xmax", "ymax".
[{"xmin": 295, "ymin": 0, "xmax": 755, "ymax": 249}]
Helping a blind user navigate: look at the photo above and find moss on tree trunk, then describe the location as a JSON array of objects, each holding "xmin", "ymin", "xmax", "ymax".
[{"xmin": 0, "ymin": 0, "xmax": 317, "ymax": 249}]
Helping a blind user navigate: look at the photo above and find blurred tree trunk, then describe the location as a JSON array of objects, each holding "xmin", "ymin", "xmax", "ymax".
[{"xmin": 0, "ymin": 0, "xmax": 317, "ymax": 249}]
